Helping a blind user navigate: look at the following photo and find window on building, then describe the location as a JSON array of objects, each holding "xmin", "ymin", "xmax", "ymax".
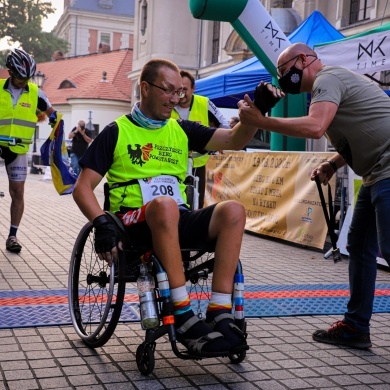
[
  {"xmin": 100, "ymin": 32, "xmax": 111, "ymax": 46},
  {"xmin": 99, "ymin": 32, "xmax": 111, "ymax": 52},
  {"xmin": 58, "ymin": 80, "xmax": 77, "ymax": 89},
  {"xmin": 350, "ymin": 0, "xmax": 374, "ymax": 24},
  {"xmin": 98, "ymin": 0, "xmax": 113, "ymax": 9},
  {"xmin": 379, "ymin": 70, "xmax": 390, "ymax": 87},
  {"xmin": 272, "ymin": 0, "xmax": 293, "ymax": 7},
  {"xmin": 140, "ymin": 0, "xmax": 148, "ymax": 36},
  {"xmin": 211, "ymin": 21, "xmax": 220, "ymax": 64}
]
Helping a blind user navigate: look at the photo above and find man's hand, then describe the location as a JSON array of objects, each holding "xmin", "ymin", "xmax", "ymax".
[
  {"xmin": 75, "ymin": 124, "xmax": 85, "ymax": 133},
  {"xmin": 253, "ymin": 81, "xmax": 284, "ymax": 115},
  {"xmin": 310, "ymin": 161, "xmax": 335, "ymax": 186},
  {"xmin": 238, "ymin": 95, "xmax": 266, "ymax": 128},
  {"xmin": 49, "ymin": 111, "xmax": 58, "ymax": 128},
  {"xmin": 93, "ymin": 214, "xmax": 120, "ymax": 266}
]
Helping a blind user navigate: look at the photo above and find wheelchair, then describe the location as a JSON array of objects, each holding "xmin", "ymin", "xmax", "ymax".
[{"xmin": 68, "ymin": 172, "xmax": 247, "ymax": 375}]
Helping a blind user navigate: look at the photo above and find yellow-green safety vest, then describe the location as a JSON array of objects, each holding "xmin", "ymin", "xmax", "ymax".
[
  {"xmin": 0, "ymin": 80, "xmax": 38, "ymax": 154},
  {"xmin": 107, "ymin": 116, "xmax": 189, "ymax": 212},
  {"xmin": 171, "ymin": 94, "xmax": 210, "ymax": 168}
]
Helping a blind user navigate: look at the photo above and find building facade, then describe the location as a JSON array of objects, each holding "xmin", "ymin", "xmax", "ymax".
[
  {"xmin": 53, "ymin": 0, "xmax": 135, "ymax": 57},
  {"xmin": 48, "ymin": 0, "xmax": 390, "ymax": 152},
  {"xmin": 53, "ymin": 0, "xmax": 390, "ymax": 112},
  {"xmin": 128, "ymin": 0, "xmax": 390, "ymax": 108}
]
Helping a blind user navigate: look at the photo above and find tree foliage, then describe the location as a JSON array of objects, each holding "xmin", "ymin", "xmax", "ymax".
[{"xmin": 0, "ymin": 0, "xmax": 69, "ymax": 64}]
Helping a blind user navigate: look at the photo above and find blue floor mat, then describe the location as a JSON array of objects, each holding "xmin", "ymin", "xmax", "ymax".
[{"xmin": 1, "ymin": 284, "xmax": 390, "ymax": 329}]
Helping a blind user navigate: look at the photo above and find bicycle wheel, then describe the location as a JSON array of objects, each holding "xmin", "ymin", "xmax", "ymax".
[{"xmin": 68, "ymin": 222, "xmax": 126, "ymax": 348}]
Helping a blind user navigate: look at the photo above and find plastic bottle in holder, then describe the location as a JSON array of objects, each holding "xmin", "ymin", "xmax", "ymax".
[{"xmin": 137, "ymin": 264, "xmax": 159, "ymax": 329}]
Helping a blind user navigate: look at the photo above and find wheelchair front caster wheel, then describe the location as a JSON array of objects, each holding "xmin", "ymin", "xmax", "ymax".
[
  {"xmin": 136, "ymin": 342, "xmax": 156, "ymax": 375},
  {"xmin": 228, "ymin": 350, "xmax": 246, "ymax": 364}
]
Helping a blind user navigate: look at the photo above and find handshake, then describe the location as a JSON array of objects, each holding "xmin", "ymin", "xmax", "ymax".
[{"xmin": 253, "ymin": 82, "xmax": 283, "ymax": 115}]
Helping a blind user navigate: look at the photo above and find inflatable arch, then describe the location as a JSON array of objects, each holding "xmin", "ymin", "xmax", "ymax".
[{"xmin": 189, "ymin": 0, "xmax": 306, "ymax": 151}]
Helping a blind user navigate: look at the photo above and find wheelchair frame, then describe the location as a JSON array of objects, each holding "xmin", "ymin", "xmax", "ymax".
[
  {"xmin": 68, "ymin": 159, "xmax": 246, "ymax": 375},
  {"xmin": 68, "ymin": 212, "xmax": 247, "ymax": 375}
]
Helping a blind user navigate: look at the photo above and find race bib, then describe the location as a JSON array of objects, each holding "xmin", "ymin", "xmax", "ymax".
[{"xmin": 138, "ymin": 175, "xmax": 184, "ymax": 205}]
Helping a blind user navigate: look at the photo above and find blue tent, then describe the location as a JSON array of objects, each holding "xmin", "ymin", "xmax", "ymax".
[{"xmin": 195, "ymin": 11, "xmax": 344, "ymax": 108}]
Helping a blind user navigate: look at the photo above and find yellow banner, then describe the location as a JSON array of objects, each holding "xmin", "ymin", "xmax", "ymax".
[{"xmin": 205, "ymin": 151, "xmax": 336, "ymax": 249}]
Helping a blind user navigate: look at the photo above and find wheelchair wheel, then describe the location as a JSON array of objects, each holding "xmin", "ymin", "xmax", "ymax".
[
  {"xmin": 68, "ymin": 222, "xmax": 126, "ymax": 348},
  {"xmin": 136, "ymin": 342, "xmax": 156, "ymax": 375},
  {"xmin": 183, "ymin": 250, "xmax": 214, "ymax": 319},
  {"xmin": 229, "ymin": 350, "xmax": 246, "ymax": 364}
]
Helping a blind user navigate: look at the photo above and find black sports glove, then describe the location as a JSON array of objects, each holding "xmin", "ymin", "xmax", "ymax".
[
  {"xmin": 93, "ymin": 214, "xmax": 120, "ymax": 254},
  {"xmin": 253, "ymin": 82, "xmax": 282, "ymax": 115}
]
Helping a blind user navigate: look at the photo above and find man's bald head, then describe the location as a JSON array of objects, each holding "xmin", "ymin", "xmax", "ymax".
[{"xmin": 277, "ymin": 43, "xmax": 317, "ymax": 68}]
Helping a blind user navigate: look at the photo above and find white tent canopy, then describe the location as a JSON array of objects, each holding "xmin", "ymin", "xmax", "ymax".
[{"xmin": 314, "ymin": 22, "xmax": 390, "ymax": 81}]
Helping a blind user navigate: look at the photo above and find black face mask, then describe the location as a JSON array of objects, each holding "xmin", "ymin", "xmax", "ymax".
[
  {"xmin": 278, "ymin": 66, "xmax": 303, "ymax": 94},
  {"xmin": 277, "ymin": 55, "xmax": 318, "ymax": 94}
]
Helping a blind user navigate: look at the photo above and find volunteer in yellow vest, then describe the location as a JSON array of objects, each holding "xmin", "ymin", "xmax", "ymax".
[
  {"xmin": 0, "ymin": 49, "xmax": 56, "ymax": 253},
  {"xmin": 73, "ymin": 58, "xmax": 258, "ymax": 358},
  {"xmin": 171, "ymin": 70, "xmax": 229, "ymax": 208}
]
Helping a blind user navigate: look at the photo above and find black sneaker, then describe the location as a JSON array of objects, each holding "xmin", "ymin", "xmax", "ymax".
[
  {"xmin": 175, "ymin": 312, "xmax": 231, "ymax": 357},
  {"xmin": 313, "ymin": 320, "xmax": 372, "ymax": 349},
  {"xmin": 6, "ymin": 236, "xmax": 22, "ymax": 253},
  {"xmin": 205, "ymin": 311, "xmax": 248, "ymax": 353}
]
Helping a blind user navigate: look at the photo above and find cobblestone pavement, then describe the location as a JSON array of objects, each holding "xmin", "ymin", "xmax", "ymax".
[{"xmin": 0, "ymin": 170, "xmax": 390, "ymax": 390}]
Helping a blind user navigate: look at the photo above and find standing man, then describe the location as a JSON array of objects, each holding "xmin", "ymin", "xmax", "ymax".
[
  {"xmin": 171, "ymin": 70, "xmax": 229, "ymax": 208},
  {"xmin": 73, "ymin": 58, "xmax": 257, "ymax": 357},
  {"xmin": 239, "ymin": 42, "xmax": 390, "ymax": 350},
  {"xmin": 0, "ymin": 49, "xmax": 56, "ymax": 253},
  {"xmin": 68, "ymin": 120, "xmax": 92, "ymax": 176}
]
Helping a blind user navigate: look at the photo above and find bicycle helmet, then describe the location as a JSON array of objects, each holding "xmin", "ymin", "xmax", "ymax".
[{"xmin": 6, "ymin": 49, "xmax": 36, "ymax": 79}]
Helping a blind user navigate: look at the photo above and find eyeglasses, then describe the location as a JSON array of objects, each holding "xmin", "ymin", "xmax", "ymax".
[
  {"xmin": 146, "ymin": 81, "xmax": 185, "ymax": 98},
  {"xmin": 276, "ymin": 55, "xmax": 300, "ymax": 78},
  {"xmin": 277, "ymin": 54, "xmax": 317, "ymax": 78}
]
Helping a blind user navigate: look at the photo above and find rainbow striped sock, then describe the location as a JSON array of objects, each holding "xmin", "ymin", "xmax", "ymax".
[
  {"xmin": 173, "ymin": 296, "xmax": 192, "ymax": 316},
  {"xmin": 206, "ymin": 292, "xmax": 232, "ymax": 318},
  {"xmin": 171, "ymin": 286, "xmax": 192, "ymax": 316}
]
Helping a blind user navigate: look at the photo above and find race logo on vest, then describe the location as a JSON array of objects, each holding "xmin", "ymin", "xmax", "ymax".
[
  {"xmin": 127, "ymin": 143, "xmax": 153, "ymax": 166},
  {"xmin": 127, "ymin": 142, "xmax": 182, "ymax": 167}
]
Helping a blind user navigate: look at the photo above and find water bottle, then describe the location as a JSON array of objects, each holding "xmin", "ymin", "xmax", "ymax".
[{"xmin": 137, "ymin": 263, "xmax": 159, "ymax": 329}]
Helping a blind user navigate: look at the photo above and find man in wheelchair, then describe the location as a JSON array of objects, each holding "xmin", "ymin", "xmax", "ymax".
[{"xmin": 73, "ymin": 58, "xmax": 258, "ymax": 358}]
